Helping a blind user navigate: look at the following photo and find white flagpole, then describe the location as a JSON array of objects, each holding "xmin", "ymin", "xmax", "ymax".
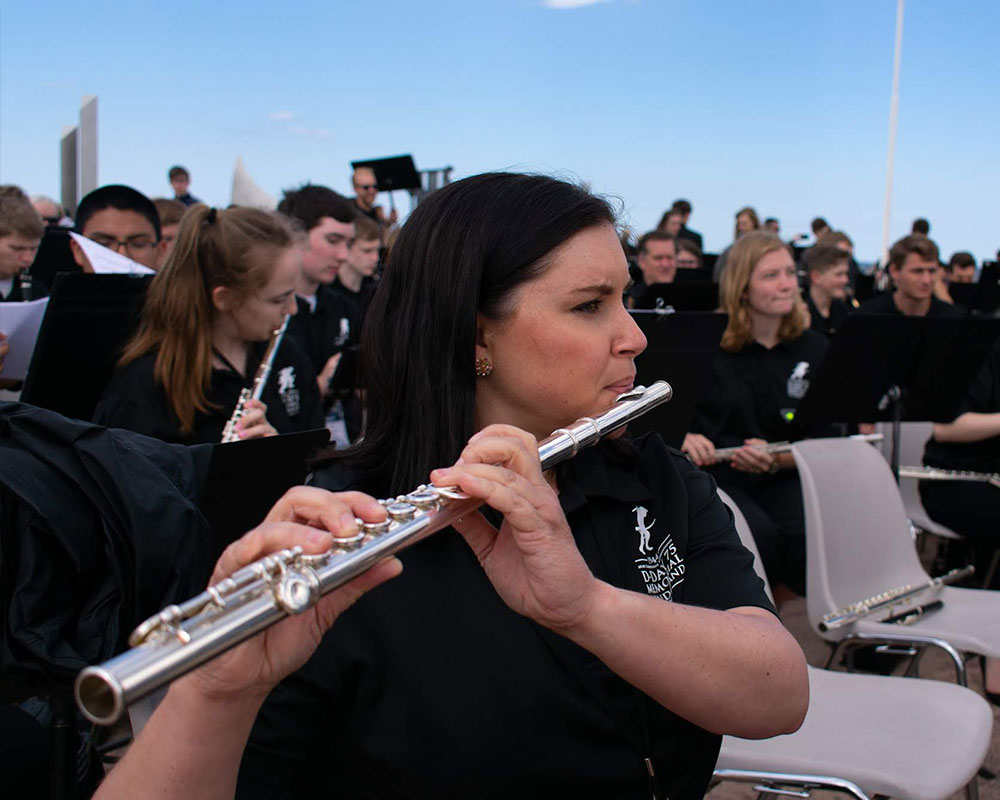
[{"xmin": 880, "ymin": 0, "xmax": 905, "ymax": 269}]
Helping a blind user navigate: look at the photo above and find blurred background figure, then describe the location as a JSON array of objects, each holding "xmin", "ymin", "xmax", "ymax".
[
  {"xmin": 351, "ymin": 166, "xmax": 397, "ymax": 235},
  {"xmin": 152, "ymin": 198, "xmax": 186, "ymax": 268},
  {"xmin": 168, "ymin": 165, "xmax": 200, "ymax": 207}
]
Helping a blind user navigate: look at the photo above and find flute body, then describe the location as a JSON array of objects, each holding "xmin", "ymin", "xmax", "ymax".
[
  {"xmin": 76, "ymin": 381, "xmax": 672, "ymax": 725},
  {"xmin": 818, "ymin": 565, "xmax": 974, "ymax": 632},
  {"xmin": 898, "ymin": 465, "xmax": 1000, "ymax": 489},
  {"xmin": 221, "ymin": 316, "xmax": 289, "ymax": 443},
  {"xmin": 711, "ymin": 433, "xmax": 883, "ymax": 463}
]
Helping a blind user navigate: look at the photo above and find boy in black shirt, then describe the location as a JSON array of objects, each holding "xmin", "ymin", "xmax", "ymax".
[
  {"xmin": 857, "ymin": 234, "xmax": 964, "ymax": 318},
  {"xmin": 278, "ymin": 185, "xmax": 357, "ymax": 396},
  {"xmin": 803, "ymin": 244, "xmax": 852, "ymax": 336}
]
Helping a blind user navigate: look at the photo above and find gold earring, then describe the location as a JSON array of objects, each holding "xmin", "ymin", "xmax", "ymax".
[{"xmin": 475, "ymin": 357, "xmax": 493, "ymax": 377}]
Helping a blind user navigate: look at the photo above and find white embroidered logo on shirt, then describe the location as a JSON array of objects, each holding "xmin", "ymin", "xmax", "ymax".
[
  {"xmin": 786, "ymin": 360, "xmax": 811, "ymax": 400},
  {"xmin": 333, "ymin": 317, "xmax": 350, "ymax": 347},
  {"xmin": 277, "ymin": 366, "xmax": 301, "ymax": 417},
  {"xmin": 633, "ymin": 505, "xmax": 685, "ymax": 601}
]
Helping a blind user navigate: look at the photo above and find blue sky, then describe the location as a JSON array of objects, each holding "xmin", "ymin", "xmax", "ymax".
[{"xmin": 1, "ymin": 0, "xmax": 997, "ymax": 262}]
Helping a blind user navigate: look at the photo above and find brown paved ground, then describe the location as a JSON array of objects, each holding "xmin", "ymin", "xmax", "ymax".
[{"xmin": 706, "ymin": 594, "xmax": 999, "ymax": 800}]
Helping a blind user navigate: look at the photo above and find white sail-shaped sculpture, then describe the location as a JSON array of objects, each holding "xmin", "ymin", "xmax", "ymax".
[{"xmin": 230, "ymin": 156, "xmax": 275, "ymax": 209}]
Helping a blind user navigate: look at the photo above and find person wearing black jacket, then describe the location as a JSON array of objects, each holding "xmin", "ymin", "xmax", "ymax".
[
  {"xmin": 856, "ymin": 234, "xmax": 964, "ymax": 319},
  {"xmin": 93, "ymin": 173, "xmax": 807, "ymax": 800},
  {"xmin": 277, "ymin": 185, "xmax": 357, "ymax": 400},
  {"xmin": 93, "ymin": 205, "xmax": 322, "ymax": 444},
  {"xmin": 684, "ymin": 231, "xmax": 830, "ymax": 604},
  {"xmin": 802, "ymin": 244, "xmax": 852, "ymax": 336}
]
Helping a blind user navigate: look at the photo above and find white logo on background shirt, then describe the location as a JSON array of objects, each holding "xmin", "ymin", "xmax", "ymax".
[
  {"xmin": 277, "ymin": 366, "xmax": 301, "ymax": 416},
  {"xmin": 632, "ymin": 505, "xmax": 684, "ymax": 601},
  {"xmin": 786, "ymin": 360, "xmax": 811, "ymax": 399},
  {"xmin": 333, "ymin": 317, "xmax": 350, "ymax": 347}
]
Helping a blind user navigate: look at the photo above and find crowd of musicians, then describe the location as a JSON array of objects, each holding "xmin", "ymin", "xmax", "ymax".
[{"xmin": 1, "ymin": 169, "xmax": 998, "ymax": 797}]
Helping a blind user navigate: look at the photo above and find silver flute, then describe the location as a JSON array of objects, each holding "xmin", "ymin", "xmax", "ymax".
[
  {"xmin": 76, "ymin": 381, "xmax": 672, "ymax": 725},
  {"xmin": 818, "ymin": 565, "xmax": 974, "ymax": 632},
  {"xmin": 711, "ymin": 433, "xmax": 883, "ymax": 463},
  {"xmin": 221, "ymin": 316, "xmax": 289, "ymax": 443},
  {"xmin": 898, "ymin": 464, "xmax": 1000, "ymax": 489}
]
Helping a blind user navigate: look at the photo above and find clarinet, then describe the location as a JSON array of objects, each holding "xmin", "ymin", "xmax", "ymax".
[
  {"xmin": 75, "ymin": 381, "xmax": 672, "ymax": 725},
  {"xmin": 220, "ymin": 316, "xmax": 289, "ymax": 443}
]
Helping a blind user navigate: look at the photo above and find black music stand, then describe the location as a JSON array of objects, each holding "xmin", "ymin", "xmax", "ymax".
[
  {"xmin": 20, "ymin": 273, "xmax": 150, "ymax": 422},
  {"xmin": 629, "ymin": 310, "xmax": 727, "ymax": 446},
  {"xmin": 633, "ymin": 282, "xmax": 719, "ymax": 312},
  {"xmin": 29, "ymin": 226, "xmax": 81, "ymax": 291},
  {"xmin": 198, "ymin": 428, "xmax": 331, "ymax": 560},
  {"xmin": 794, "ymin": 314, "xmax": 1000, "ymax": 476},
  {"xmin": 949, "ymin": 265, "xmax": 1000, "ymax": 314},
  {"xmin": 350, "ymin": 155, "xmax": 422, "ymax": 193}
]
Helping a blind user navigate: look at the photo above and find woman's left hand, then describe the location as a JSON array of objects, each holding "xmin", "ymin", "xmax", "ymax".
[{"xmin": 430, "ymin": 424, "xmax": 598, "ymax": 634}]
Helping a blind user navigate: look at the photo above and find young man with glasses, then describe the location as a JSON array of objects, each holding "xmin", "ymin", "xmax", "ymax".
[{"xmin": 69, "ymin": 185, "xmax": 164, "ymax": 272}]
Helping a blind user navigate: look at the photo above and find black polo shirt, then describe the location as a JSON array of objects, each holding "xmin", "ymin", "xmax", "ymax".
[
  {"xmin": 285, "ymin": 286, "xmax": 355, "ymax": 375},
  {"xmin": 235, "ymin": 434, "xmax": 772, "ymax": 800},
  {"xmin": 804, "ymin": 293, "xmax": 851, "ymax": 337},
  {"xmin": 693, "ymin": 329, "xmax": 830, "ymax": 449},
  {"xmin": 856, "ymin": 292, "xmax": 965, "ymax": 317},
  {"xmin": 92, "ymin": 337, "xmax": 323, "ymax": 445},
  {"xmin": 924, "ymin": 342, "xmax": 1000, "ymax": 473},
  {"xmin": 327, "ymin": 276, "xmax": 376, "ymax": 349}
]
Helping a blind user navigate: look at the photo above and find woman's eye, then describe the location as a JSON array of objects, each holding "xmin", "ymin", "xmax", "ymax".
[{"xmin": 574, "ymin": 298, "xmax": 601, "ymax": 313}]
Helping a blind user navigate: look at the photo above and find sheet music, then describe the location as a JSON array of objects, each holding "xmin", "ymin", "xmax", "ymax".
[
  {"xmin": 0, "ymin": 297, "xmax": 50, "ymax": 381},
  {"xmin": 69, "ymin": 232, "xmax": 156, "ymax": 275}
]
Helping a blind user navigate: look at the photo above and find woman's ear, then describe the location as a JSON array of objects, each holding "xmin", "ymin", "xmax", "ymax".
[
  {"xmin": 474, "ymin": 312, "xmax": 490, "ymax": 358},
  {"xmin": 211, "ymin": 285, "xmax": 232, "ymax": 313}
]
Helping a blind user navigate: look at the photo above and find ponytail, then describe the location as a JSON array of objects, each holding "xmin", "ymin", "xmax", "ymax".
[{"xmin": 119, "ymin": 204, "xmax": 294, "ymax": 433}]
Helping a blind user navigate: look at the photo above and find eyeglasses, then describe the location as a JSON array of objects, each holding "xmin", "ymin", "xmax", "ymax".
[
  {"xmin": 356, "ymin": 184, "xmax": 377, "ymax": 191},
  {"xmin": 676, "ymin": 258, "xmax": 700, "ymax": 268},
  {"xmin": 89, "ymin": 235, "xmax": 158, "ymax": 257}
]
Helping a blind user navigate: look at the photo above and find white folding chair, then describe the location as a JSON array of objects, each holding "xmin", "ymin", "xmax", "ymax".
[
  {"xmin": 887, "ymin": 420, "xmax": 962, "ymax": 541},
  {"xmin": 713, "ymin": 489, "xmax": 992, "ymax": 800},
  {"xmin": 793, "ymin": 437, "xmax": 1000, "ymax": 685}
]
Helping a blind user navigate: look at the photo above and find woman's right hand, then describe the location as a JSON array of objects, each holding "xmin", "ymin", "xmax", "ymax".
[
  {"xmin": 234, "ymin": 398, "xmax": 278, "ymax": 439},
  {"xmin": 178, "ymin": 489, "xmax": 402, "ymax": 705},
  {"xmin": 681, "ymin": 432, "xmax": 717, "ymax": 467}
]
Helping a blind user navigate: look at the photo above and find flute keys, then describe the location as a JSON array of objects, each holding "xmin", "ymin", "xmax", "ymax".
[
  {"xmin": 385, "ymin": 501, "xmax": 417, "ymax": 521},
  {"xmin": 405, "ymin": 489, "xmax": 440, "ymax": 510},
  {"xmin": 360, "ymin": 519, "xmax": 391, "ymax": 535},
  {"xmin": 274, "ymin": 569, "xmax": 320, "ymax": 614}
]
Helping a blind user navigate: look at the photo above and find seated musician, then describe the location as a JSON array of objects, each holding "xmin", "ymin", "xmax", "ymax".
[
  {"xmin": 683, "ymin": 231, "xmax": 831, "ymax": 605},
  {"xmin": 93, "ymin": 205, "xmax": 323, "ymax": 444},
  {"xmin": 0, "ymin": 186, "xmax": 46, "ymax": 392},
  {"xmin": 856, "ymin": 234, "xmax": 964, "ymax": 318},
  {"xmin": 922, "ymin": 340, "xmax": 1000, "ymax": 700},
  {"xmin": 94, "ymin": 173, "xmax": 808, "ymax": 800},
  {"xmin": 802, "ymin": 244, "xmax": 852, "ymax": 336},
  {"xmin": 626, "ymin": 229, "xmax": 676, "ymax": 305}
]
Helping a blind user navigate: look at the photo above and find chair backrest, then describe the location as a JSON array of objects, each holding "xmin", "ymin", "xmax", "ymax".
[
  {"xmin": 892, "ymin": 421, "xmax": 934, "ymax": 514},
  {"xmin": 716, "ymin": 488, "xmax": 775, "ymax": 607},
  {"xmin": 792, "ymin": 438, "xmax": 931, "ymax": 638}
]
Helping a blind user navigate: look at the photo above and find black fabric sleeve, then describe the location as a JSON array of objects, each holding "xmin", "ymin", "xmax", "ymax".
[
  {"xmin": 91, "ymin": 356, "xmax": 187, "ymax": 444},
  {"xmin": 670, "ymin": 451, "xmax": 776, "ymax": 615}
]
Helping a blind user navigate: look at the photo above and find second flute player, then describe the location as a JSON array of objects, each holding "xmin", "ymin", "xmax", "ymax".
[{"xmin": 93, "ymin": 173, "xmax": 808, "ymax": 800}]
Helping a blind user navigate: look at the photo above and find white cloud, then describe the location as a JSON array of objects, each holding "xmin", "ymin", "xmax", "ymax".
[
  {"xmin": 541, "ymin": 0, "xmax": 611, "ymax": 8},
  {"xmin": 268, "ymin": 110, "xmax": 294, "ymax": 121}
]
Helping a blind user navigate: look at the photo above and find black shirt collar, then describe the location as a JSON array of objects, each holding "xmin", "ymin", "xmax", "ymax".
[{"xmin": 558, "ymin": 440, "xmax": 654, "ymax": 515}]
